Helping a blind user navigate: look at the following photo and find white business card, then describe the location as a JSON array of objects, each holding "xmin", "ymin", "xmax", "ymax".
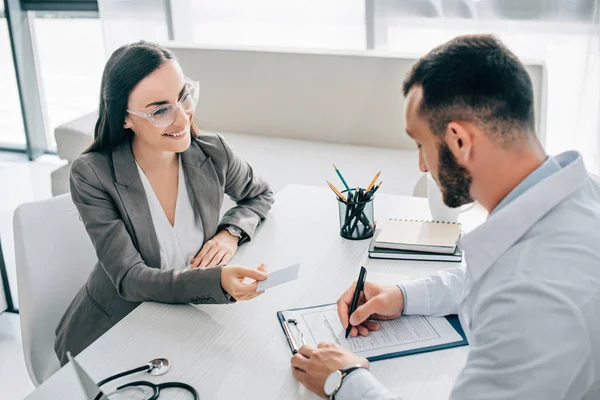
[{"xmin": 256, "ymin": 263, "xmax": 300, "ymax": 291}]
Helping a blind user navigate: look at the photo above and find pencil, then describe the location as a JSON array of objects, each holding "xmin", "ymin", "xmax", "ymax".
[
  {"xmin": 326, "ymin": 180, "xmax": 347, "ymax": 202},
  {"xmin": 366, "ymin": 171, "xmax": 381, "ymax": 192},
  {"xmin": 333, "ymin": 164, "xmax": 352, "ymax": 193}
]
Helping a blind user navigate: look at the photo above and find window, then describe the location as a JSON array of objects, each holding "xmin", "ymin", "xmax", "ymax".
[
  {"xmin": 0, "ymin": 3, "xmax": 27, "ymax": 148},
  {"xmin": 189, "ymin": 0, "xmax": 365, "ymax": 50},
  {"xmin": 32, "ymin": 11, "xmax": 104, "ymax": 150},
  {"xmin": 376, "ymin": 0, "xmax": 600, "ymax": 174},
  {"xmin": 98, "ymin": 0, "xmax": 366, "ymax": 52},
  {"xmin": 1, "ymin": 0, "xmax": 102, "ymax": 157}
]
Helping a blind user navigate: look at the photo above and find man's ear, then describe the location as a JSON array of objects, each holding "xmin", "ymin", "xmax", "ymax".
[{"xmin": 445, "ymin": 121, "xmax": 474, "ymax": 164}]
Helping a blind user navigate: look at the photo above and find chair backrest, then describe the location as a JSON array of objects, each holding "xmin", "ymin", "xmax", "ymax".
[
  {"xmin": 413, "ymin": 173, "xmax": 428, "ymax": 198},
  {"xmin": 166, "ymin": 43, "xmax": 548, "ymax": 148},
  {"xmin": 13, "ymin": 194, "xmax": 96, "ymax": 386}
]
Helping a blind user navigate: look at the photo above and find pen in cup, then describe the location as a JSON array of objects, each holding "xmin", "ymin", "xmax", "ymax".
[
  {"xmin": 366, "ymin": 171, "xmax": 381, "ymax": 192},
  {"xmin": 333, "ymin": 164, "xmax": 352, "ymax": 193},
  {"xmin": 328, "ymin": 166, "xmax": 379, "ymax": 240},
  {"xmin": 326, "ymin": 180, "xmax": 347, "ymax": 202}
]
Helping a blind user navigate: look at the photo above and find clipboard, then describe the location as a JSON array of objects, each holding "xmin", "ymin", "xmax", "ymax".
[{"xmin": 277, "ymin": 303, "xmax": 468, "ymax": 362}]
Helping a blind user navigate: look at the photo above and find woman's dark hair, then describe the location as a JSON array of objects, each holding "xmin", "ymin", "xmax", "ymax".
[{"xmin": 85, "ymin": 41, "xmax": 197, "ymax": 154}]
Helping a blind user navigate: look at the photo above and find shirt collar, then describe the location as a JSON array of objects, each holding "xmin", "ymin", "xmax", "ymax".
[
  {"xmin": 490, "ymin": 156, "xmax": 562, "ymax": 215},
  {"xmin": 459, "ymin": 151, "xmax": 588, "ymax": 284}
]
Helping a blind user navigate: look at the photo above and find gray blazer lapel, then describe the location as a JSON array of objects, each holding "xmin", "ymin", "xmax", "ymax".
[
  {"xmin": 181, "ymin": 140, "xmax": 223, "ymax": 240},
  {"xmin": 111, "ymin": 142, "xmax": 162, "ymax": 269}
]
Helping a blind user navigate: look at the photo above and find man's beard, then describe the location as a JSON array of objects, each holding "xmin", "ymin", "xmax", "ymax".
[{"xmin": 437, "ymin": 141, "xmax": 474, "ymax": 208}]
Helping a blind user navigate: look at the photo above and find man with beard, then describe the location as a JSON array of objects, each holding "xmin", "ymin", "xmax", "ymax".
[{"xmin": 290, "ymin": 34, "xmax": 600, "ymax": 400}]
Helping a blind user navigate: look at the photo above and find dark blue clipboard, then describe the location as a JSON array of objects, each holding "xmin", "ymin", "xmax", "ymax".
[{"xmin": 277, "ymin": 303, "xmax": 468, "ymax": 362}]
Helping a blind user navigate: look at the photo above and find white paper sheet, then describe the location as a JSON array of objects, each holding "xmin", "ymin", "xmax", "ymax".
[{"xmin": 282, "ymin": 304, "xmax": 462, "ymax": 359}]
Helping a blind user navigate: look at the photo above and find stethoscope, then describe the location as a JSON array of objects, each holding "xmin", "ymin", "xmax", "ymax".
[{"xmin": 96, "ymin": 358, "xmax": 199, "ymax": 400}]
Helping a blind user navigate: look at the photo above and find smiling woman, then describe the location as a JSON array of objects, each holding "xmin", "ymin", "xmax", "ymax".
[{"xmin": 54, "ymin": 41, "xmax": 275, "ymax": 366}]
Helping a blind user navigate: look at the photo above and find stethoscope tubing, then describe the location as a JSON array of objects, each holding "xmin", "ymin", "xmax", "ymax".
[
  {"xmin": 97, "ymin": 365, "xmax": 150, "ymax": 387},
  {"xmin": 95, "ymin": 364, "xmax": 200, "ymax": 400}
]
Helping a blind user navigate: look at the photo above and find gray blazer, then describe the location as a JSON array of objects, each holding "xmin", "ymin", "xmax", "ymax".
[{"xmin": 54, "ymin": 133, "xmax": 273, "ymax": 366}]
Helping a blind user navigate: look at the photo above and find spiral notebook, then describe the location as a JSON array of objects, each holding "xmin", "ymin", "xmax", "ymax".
[
  {"xmin": 369, "ymin": 230, "xmax": 463, "ymax": 262},
  {"xmin": 375, "ymin": 219, "xmax": 461, "ymax": 254}
]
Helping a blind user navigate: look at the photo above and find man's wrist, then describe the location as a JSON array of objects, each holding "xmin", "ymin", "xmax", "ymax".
[
  {"xmin": 397, "ymin": 285, "xmax": 407, "ymax": 315},
  {"xmin": 334, "ymin": 368, "xmax": 385, "ymax": 400},
  {"xmin": 324, "ymin": 364, "xmax": 368, "ymax": 399}
]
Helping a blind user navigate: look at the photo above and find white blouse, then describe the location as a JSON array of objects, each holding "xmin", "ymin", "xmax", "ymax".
[{"xmin": 136, "ymin": 155, "xmax": 204, "ymax": 270}]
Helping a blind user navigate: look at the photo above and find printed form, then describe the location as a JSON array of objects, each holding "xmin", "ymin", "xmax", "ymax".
[{"xmin": 282, "ymin": 304, "xmax": 462, "ymax": 359}]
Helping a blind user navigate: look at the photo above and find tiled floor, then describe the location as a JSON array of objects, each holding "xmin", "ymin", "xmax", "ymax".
[
  {"xmin": 0, "ymin": 151, "xmax": 65, "ymax": 399},
  {"xmin": 0, "ymin": 312, "xmax": 34, "ymax": 399}
]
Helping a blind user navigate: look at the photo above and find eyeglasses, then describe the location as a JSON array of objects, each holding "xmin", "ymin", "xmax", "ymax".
[{"xmin": 127, "ymin": 80, "xmax": 199, "ymax": 128}]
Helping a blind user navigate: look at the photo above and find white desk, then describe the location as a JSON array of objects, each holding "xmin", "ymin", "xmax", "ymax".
[{"xmin": 26, "ymin": 184, "xmax": 487, "ymax": 400}]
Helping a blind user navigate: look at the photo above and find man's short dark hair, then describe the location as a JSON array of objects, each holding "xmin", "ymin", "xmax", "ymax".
[{"xmin": 403, "ymin": 34, "xmax": 535, "ymax": 143}]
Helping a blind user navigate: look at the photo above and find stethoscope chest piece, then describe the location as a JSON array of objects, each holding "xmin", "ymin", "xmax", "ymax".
[{"xmin": 148, "ymin": 358, "xmax": 170, "ymax": 376}]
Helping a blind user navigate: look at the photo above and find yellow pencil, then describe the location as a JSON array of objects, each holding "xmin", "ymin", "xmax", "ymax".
[
  {"xmin": 326, "ymin": 180, "xmax": 347, "ymax": 201},
  {"xmin": 366, "ymin": 171, "xmax": 381, "ymax": 192}
]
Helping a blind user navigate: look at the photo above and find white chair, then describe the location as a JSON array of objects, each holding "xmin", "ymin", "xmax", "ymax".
[
  {"xmin": 413, "ymin": 173, "xmax": 428, "ymax": 198},
  {"xmin": 13, "ymin": 194, "xmax": 96, "ymax": 386}
]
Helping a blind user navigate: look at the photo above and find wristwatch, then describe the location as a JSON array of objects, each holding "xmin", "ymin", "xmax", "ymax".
[
  {"xmin": 324, "ymin": 364, "xmax": 367, "ymax": 399},
  {"xmin": 224, "ymin": 225, "xmax": 244, "ymax": 242}
]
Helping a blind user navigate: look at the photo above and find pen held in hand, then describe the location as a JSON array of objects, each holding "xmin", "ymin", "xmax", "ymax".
[{"xmin": 346, "ymin": 266, "xmax": 368, "ymax": 338}]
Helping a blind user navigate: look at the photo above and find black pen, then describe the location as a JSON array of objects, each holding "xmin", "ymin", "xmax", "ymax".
[{"xmin": 345, "ymin": 266, "xmax": 367, "ymax": 338}]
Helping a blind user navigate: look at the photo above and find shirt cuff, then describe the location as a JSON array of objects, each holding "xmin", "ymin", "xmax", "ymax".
[
  {"xmin": 335, "ymin": 369, "xmax": 400, "ymax": 400},
  {"xmin": 399, "ymin": 279, "xmax": 431, "ymax": 315},
  {"xmin": 397, "ymin": 285, "xmax": 408, "ymax": 314}
]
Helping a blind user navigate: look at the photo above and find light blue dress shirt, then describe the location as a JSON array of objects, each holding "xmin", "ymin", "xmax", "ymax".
[
  {"xmin": 399, "ymin": 155, "xmax": 562, "ymax": 316},
  {"xmin": 490, "ymin": 155, "xmax": 561, "ymax": 215},
  {"xmin": 336, "ymin": 151, "xmax": 600, "ymax": 400}
]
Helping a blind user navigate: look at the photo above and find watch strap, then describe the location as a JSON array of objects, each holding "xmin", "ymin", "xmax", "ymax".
[
  {"xmin": 328, "ymin": 364, "xmax": 367, "ymax": 399},
  {"xmin": 225, "ymin": 225, "xmax": 243, "ymax": 237}
]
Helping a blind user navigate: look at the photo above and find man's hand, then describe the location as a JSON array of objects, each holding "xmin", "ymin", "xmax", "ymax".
[
  {"xmin": 291, "ymin": 343, "xmax": 369, "ymax": 398},
  {"xmin": 191, "ymin": 229, "xmax": 239, "ymax": 268},
  {"xmin": 337, "ymin": 281, "xmax": 404, "ymax": 337}
]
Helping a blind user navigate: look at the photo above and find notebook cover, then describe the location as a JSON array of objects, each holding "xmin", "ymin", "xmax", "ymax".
[
  {"xmin": 368, "ymin": 230, "xmax": 462, "ymax": 262},
  {"xmin": 375, "ymin": 219, "xmax": 461, "ymax": 252}
]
